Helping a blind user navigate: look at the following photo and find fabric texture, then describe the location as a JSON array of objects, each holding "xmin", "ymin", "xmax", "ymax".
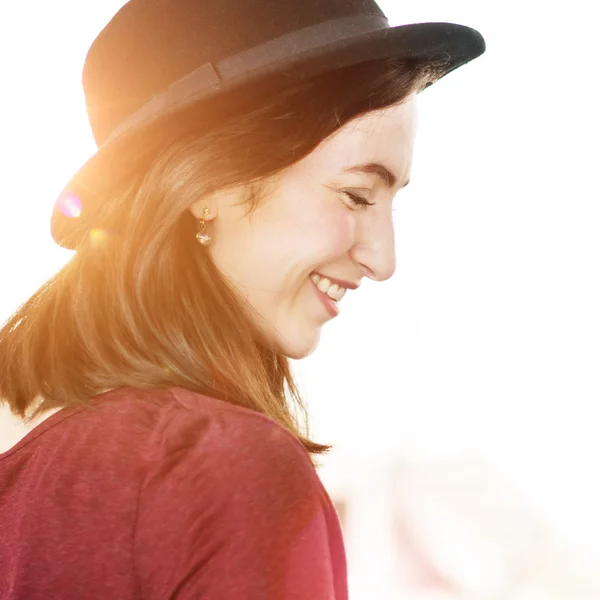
[{"xmin": 0, "ymin": 388, "xmax": 348, "ymax": 599}]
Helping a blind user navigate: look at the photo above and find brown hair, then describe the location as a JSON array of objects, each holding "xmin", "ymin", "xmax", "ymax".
[{"xmin": 0, "ymin": 58, "xmax": 447, "ymax": 464}]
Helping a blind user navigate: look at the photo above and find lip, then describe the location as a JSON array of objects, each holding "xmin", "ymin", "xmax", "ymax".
[
  {"xmin": 313, "ymin": 272, "xmax": 360, "ymax": 291},
  {"xmin": 311, "ymin": 279, "xmax": 340, "ymax": 318}
]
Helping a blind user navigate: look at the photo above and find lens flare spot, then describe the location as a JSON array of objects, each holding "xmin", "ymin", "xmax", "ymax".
[
  {"xmin": 57, "ymin": 191, "xmax": 82, "ymax": 218},
  {"xmin": 89, "ymin": 228, "xmax": 108, "ymax": 244}
]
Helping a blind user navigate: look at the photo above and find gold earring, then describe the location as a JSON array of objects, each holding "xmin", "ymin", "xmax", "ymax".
[{"xmin": 196, "ymin": 207, "xmax": 212, "ymax": 246}]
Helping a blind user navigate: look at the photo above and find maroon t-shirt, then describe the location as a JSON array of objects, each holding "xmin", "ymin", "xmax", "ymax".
[{"xmin": 0, "ymin": 387, "xmax": 348, "ymax": 599}]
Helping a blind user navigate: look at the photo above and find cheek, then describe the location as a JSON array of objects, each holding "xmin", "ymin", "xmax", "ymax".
[
  {"xmin": 278, "ymin": 171, "xmax": 355, "ymax": 256},
  {"xmin": 307, "ymin": 206, "xmax": 354, "ymax": 258}
]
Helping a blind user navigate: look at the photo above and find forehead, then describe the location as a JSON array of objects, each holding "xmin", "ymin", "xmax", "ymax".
[{"xmin": 299, "ymin": 97, "xmax": 418, "ymax": 180}]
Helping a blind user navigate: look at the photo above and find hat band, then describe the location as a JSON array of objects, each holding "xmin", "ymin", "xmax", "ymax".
[{"xmin": 105, "ymin": 13, "xmax": 390, "ymax": 144}]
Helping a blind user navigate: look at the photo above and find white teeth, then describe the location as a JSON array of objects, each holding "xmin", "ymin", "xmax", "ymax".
[
  {"xmin": 327, "ymin": 284, "xmax": 346, "ymax": 302},
  {"xmin": 310, "ymin": 273, "xmax": 347, "ymax": 302},
  {"xmin": 317, "ymin": 278, "xmax": 331, "ymax": 294}
]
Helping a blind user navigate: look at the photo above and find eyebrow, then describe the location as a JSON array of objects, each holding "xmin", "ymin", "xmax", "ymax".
[{"xmin": 343, "ymin": 162, "xmax": 411, "ymax": 190}]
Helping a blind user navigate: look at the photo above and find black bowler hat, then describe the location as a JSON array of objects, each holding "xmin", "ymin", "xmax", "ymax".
[{"xmin": 51, "ymin": 0, "xmax": 485, "ymax": 249}]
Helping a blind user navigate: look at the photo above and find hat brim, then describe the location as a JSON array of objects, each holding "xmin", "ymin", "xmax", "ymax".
[{"xmin": 52, "ymin": 21, "xmax": 485, "ymax": 249}]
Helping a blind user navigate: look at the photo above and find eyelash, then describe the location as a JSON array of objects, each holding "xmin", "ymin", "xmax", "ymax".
[{"xmin": 343, "ymin": 191, "xmax": 375, "ymax": 208}]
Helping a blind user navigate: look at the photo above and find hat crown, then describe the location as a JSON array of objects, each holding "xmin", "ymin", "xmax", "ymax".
[{"xmin": 83, "ymin": 0, "xmax": 387, "ymax": 144}]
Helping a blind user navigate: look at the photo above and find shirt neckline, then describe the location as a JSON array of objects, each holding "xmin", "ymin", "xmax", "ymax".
[{"xmin": 0, "ymin": 394, "xmax": 113, "ymax": 461}]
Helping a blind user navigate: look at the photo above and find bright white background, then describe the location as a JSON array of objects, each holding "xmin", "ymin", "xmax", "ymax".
[{"xmin": 1, "ymin": 0, "xmax": 599, "ymax": 589}]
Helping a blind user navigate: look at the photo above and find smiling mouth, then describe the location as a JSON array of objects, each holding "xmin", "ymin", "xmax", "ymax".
[
  {"xmin": 310, "ymin": 273, "xmax": 347, "ymax": 301},
  {"xmin": 309, "ymin": 274, "xmax": 341, "ymax": 317}
]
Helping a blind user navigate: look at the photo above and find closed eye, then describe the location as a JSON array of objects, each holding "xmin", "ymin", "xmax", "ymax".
[{"xmin": 342, "ymin": 190, "xmax": 375, "ymax": 208}]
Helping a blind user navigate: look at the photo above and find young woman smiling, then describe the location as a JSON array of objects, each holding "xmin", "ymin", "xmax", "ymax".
[{"xmin": 0, "ymin": 0, "xmax": 485, "ymax": 598}]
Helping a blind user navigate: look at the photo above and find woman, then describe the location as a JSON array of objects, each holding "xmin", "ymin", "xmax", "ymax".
[{"xmin": 0, "ymin": 0, "xmax": 485, "ymax": 598}]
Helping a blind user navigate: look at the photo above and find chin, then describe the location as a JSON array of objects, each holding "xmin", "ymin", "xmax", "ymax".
[{"xmin": 276, "ymin": 329, "xmax": 321, "ymax": 360}]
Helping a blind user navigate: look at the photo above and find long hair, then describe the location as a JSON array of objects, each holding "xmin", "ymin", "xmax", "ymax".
[{"xmin": 0, "ymin": 58, "xmax": 447, "ymax": 463}]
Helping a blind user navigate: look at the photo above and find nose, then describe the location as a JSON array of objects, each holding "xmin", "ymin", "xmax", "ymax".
[{"xmin": 349, "ymin": 210, "xmax": 397, "ymax": 282}]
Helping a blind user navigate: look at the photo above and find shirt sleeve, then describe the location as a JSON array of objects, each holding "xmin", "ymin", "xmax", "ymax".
[{"xmin": 133, "ymin": 407, "xmax": 341, "ymax": 600}]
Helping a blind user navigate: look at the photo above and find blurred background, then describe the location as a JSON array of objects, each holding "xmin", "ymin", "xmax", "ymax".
[{"xmin": 1, "ymin": 1, "xmax": 599, "ymax": 598}]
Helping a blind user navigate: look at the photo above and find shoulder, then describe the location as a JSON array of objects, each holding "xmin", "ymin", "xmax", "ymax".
[
  {"xmin": 132, "ymin": 386, "xmax": 329, "ymax": 543},
  {"xmin": 145, "ymin": 387, "xmax": 319, "ymax": 490},
  {"xmin": 43, "ymin": 386, "xmax": 315, "ymax": 481},
  {"xmin": 91, "ymin": 386, "xmax": 318, "ymax": 486},
  {"xmin": 130, "ymin": 390, "xmax": 341, "ymax": 600}
]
